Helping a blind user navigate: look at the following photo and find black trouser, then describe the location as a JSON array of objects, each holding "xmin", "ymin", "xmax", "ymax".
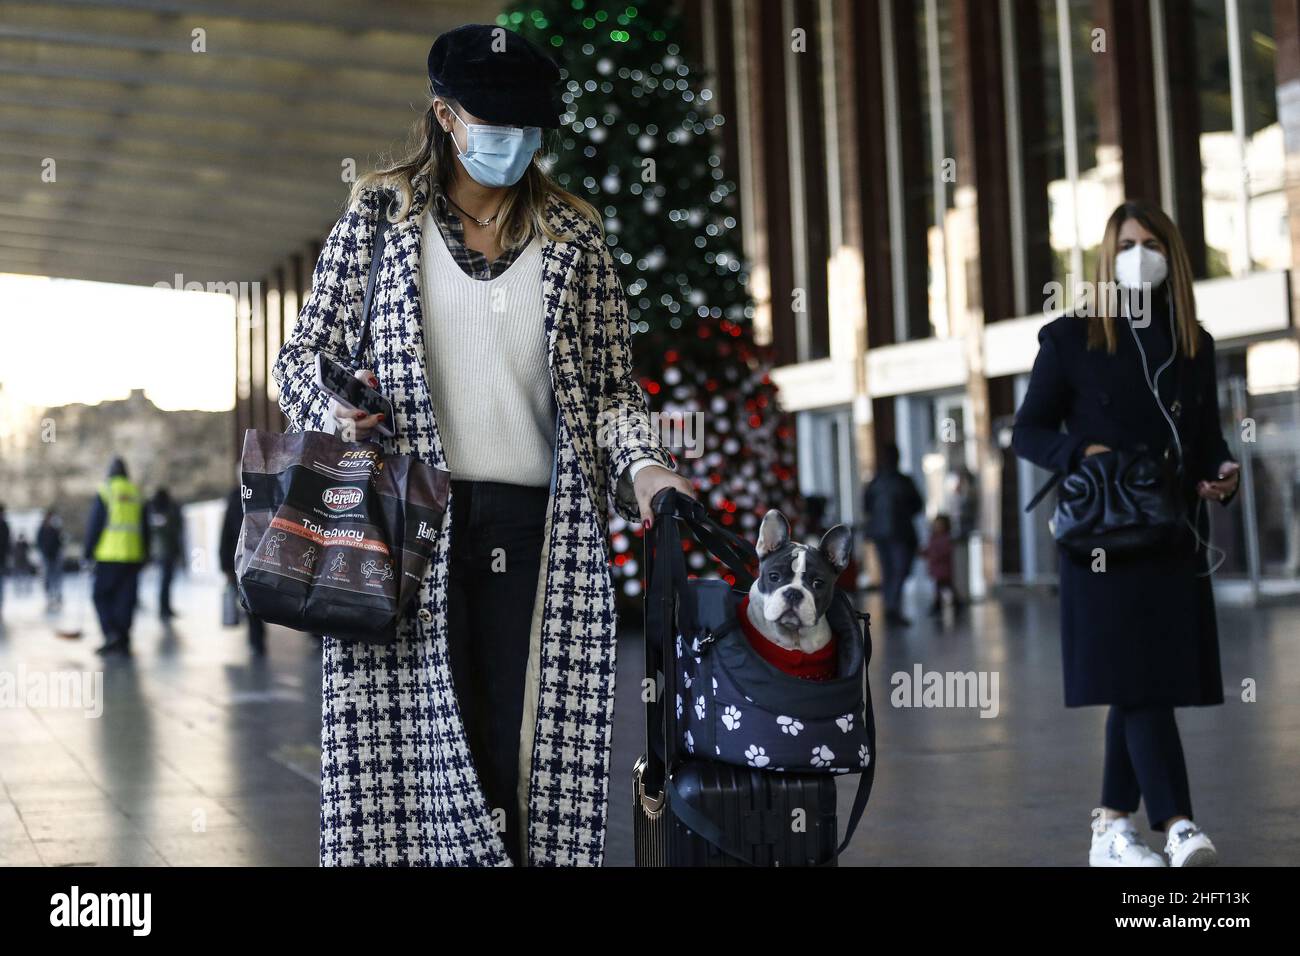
[
  {"xmin": 43, "ymin": 558, "xmax": 63, "ymax": 605},
  {"xmin": 1101, "ymin": 704, "xmax": 1192, "ymax": 830},
  {"xmin": 445, "ymin": 479, "xmax": 549, "ymax": 866},
  {"xmin": 873, "ymin": 537, "xmax": 914, "ymax": 617},
  {"xmin": 158, "ymin": 558, "xmax": 176, "ymax": 616},
  {"xmin": 929, "ymin": 576, "xmax": 962, "ymax": 611},
  {"xmin": 92, "ymin": 562, "xmax": 141, "ymax": 647}
]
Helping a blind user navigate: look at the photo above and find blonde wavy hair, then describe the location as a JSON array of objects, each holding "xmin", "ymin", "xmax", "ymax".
[
  {"xmin": 350, "ymin": 96, "xmax": 601, "ymax": 248},
  {"xmin": 1091, "ymin": 200, "xmax": 1201, "ymax": 359}
]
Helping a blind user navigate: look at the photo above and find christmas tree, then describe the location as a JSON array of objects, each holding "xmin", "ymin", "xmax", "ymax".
[{"xmin": 503, "ymin": 0, "xmax": 802, "ymax": 601}]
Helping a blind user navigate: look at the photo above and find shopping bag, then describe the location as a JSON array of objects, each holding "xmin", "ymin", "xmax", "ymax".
[{"xmin": 235, "ymin": 429, "xmax": 449, "ymax": 643}]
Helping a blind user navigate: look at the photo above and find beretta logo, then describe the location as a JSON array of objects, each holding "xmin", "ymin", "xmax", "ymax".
[{"xmin": 322, "ymin": 486, "xmax": 364, "ymax": 512}]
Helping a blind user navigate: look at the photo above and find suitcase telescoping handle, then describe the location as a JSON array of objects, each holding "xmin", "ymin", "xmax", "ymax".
[
  {"xmin": 640, "ymin": 490, "xmax": 687, "ymax": 798},
  {"xmin": 642, "ymin": 489, "xmax": 754, "ymax": 798}
]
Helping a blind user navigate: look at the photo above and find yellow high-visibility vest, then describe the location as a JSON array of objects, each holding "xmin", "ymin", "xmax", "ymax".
[{"xmin": 93, "ymin": 476, "xmax": 146, "ymax": 563}]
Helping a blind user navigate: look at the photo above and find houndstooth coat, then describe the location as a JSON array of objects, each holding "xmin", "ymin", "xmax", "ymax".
[{"xmin": 272, "ymin": 175, "xmax": 672, "ymax": 866}]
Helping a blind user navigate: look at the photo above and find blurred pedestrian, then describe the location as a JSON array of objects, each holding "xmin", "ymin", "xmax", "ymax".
[
  {"xmin": 861, "ymin": 442, "xmax": 923, "ymax": 627},
  {"xmin": 920, "ymin": 514, "xmax": 963, "ymax": 616},
  {"xmin": 84, "ymin": 458, "xmax": 150, "ymax": 656},
  {"xmin": 12, "ymin": 534, "xmax": 34, "ymax": 595},
  {"xmin": 220, "ymin": 484, "xmax": 264, "ymax": 656},
  {"xmin": 37, "ymin": 511, "xmax": 65, "ymax": 611},
  {"xmin": 148, "ymin": 488, "xmax": 183, "ymax": 619},
  {"xmin": 0, "ymin": 504, "xmax": 10, "ymax": 616}
]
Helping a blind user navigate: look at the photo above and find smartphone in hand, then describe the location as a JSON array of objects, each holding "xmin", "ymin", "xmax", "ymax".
[{"xmin": 313, "ymin": 353, "xmax": 396, "ymax": 438}]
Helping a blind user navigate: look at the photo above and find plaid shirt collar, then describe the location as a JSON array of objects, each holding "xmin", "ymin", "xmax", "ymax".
[{"xmin": 426, "ymin": 180, "xmax": 525, "ymax": 281}]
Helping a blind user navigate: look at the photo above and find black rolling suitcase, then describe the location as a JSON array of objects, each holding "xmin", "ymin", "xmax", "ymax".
[
  {"xmin": 633, "ymin": 756, "xmax": 840, "ymax": 867},
  {"xmin": 633, "ymin": 490, "xmax": 875, "ymax": 867}
]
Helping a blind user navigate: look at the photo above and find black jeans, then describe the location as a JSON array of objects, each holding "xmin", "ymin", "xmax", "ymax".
[
  {"xmin": 158, "ymin": 559, "xmax": 176, "ymax": 616},
  {"xmin": 445, "ymin": 479, "xmax": 549, "ymax": 865},
  {"xmin": 873, "ymin": 537, "xmax": 915, "ymax": 617},
  {"xmin": 1101, "ymin": 705, "xmax": 1192, "ymax": 830}
]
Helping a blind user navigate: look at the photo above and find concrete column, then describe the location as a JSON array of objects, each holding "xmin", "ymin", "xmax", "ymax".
[
  {"xmin": 828, "ymin": 0, "xmax": 875, "ymax": 488},
  {"xmin": 949, "ymin": 0, "xmax": 1016, "ymax": 590},
  {"xmin": 1274, "ymin": 0, "xmax": 1300, "ymax": 326}
]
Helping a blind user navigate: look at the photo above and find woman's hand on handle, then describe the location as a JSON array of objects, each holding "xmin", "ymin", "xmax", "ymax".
[
  {"xmin": 1083, "ymin": 444, "xmax": 1111, "ymax": 457},
  {"xmin": 330, "ymin": 368, "xmax": 385, "ymax": 442},
  {"xmin": 634, "ymin": 465, "xmax": 695, "ymax": 529}
]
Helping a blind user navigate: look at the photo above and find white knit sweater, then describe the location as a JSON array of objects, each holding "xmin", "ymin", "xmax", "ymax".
[{"xmin": 420, "ymin": 224, "xmax": 555, "ymax": 486}]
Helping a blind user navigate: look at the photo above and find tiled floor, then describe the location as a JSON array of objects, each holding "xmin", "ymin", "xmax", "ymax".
[
  {"xmin": 607, "ymin": 582, "xmax": 1300, "ymax": 866},
  {"xmin": 2, "ymin": 570, "xmax": 1297, "ymax": 866},
  {"xmin": 0, "ymin": 572, "xmax": 320, "ymax": 866}
]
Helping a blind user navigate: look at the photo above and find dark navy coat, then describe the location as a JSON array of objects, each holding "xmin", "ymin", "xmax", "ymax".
[{"xmin": 1012, "ymin": 301, "xmax": 1235, "ymax": 708}]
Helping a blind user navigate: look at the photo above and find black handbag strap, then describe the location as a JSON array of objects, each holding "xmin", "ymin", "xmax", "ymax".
[
  {"xmin": 352, "ymin": 194, "xmax": 394, "ymax": 366},
  {"xmin": 1024, "ymin": 471, "xmax": 1060, "ymax": 513},
  {"xmin": 655, "ymin": 489, "xmax": 759, "ymax": 588}
]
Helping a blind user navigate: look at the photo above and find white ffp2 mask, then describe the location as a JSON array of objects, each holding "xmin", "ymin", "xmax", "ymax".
[{"xmin": 1114, "ymin": 245, "xmax": 1168, "ymax": 290}]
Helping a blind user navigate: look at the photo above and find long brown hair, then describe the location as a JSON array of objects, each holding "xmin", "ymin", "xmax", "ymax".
[
  {"xmin": 350, "ymin": 97, "xmax": 601, "ymax": 248},
  {"xmin": 1091, "ymin": 200, "xmax": 1200, "ymax": 359}
]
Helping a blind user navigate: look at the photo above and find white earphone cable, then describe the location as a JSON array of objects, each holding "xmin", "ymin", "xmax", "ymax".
[{"xmin": 1125, "ymin": 298, "xmax": 1225, "ymax": 576}]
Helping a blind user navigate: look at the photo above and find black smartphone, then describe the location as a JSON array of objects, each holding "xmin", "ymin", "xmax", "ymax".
[{"xmin": 313, "ymin": 353, "xmax": 396, "ymax": 438}]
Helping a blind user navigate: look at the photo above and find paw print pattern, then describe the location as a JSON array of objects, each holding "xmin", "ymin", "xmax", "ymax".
[
  {"xmin": 744, "ymin": 745, "xmax": 770, "ymax": 768},
  {"xmin": 712, "ymin": 677, "xmax": 718, "ymax": 694},
  {"xmin": 777, "ymin": 716, "xmax": 804, "ymax": 736},
  {"xmin": 836, "ymin": 714, "xmax": 855, "ymax": 733},
  {"xmin": 858, "ymin": 744, "xmax": 871, "ymax": 767},
  {"xmin": 721, "ymin": 706, "xmax": 742, "ymax": 731},
  {"xmin": 683, "ymin": 670, "xmax": 693, "ymax": 689},
  {"xmin": 675, "ymin": 694, "xmax": 682, "ymax": 719},
  {"xmin": 810, "ymin": 745, "xmax": 836, "ymax": 768},
  {"xmin": 684, "ymin": 730, "xmax": 695, "ymax": 754},
  {"xmin": 694, "ymin": 695, "xmax": 706, "ymax": 721}
]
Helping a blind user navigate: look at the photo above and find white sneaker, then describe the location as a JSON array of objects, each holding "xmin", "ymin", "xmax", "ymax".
[
  {"xmin": 1089, "ymin": 809, "xmax": 1167, "ymax": 867},
  {"xmin": 1165, "ymin": 820, "xmax": 1218, "ymax": 867}
]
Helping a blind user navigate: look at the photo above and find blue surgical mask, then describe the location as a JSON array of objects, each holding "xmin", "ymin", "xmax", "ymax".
[{"xmin": 449, "ymin": 108, "xmax": 541, "ymax": 188}]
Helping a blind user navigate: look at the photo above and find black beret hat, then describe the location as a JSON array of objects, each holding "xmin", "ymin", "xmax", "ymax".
[{"xmin": 428, "ymin": 24, "xmax": 563, "ymax": 129}]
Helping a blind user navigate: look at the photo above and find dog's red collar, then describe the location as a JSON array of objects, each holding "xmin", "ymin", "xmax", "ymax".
[{"xmin": 737, "ymin": 596, "xmax": 836, "ymax": 681}]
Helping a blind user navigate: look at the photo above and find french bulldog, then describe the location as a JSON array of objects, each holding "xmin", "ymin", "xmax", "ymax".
[{"xmin": 744, "ymin": 510, "xmax": 853, "ymax": 659}]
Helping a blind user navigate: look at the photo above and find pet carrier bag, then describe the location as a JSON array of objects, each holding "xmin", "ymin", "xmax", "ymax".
[{"xmin": 633, "ymin": 489, "xmax": 876, "ymax": 866}]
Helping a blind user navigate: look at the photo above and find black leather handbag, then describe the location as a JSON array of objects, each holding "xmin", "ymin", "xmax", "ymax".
[
  {"xmin": 1026, "ymin": 447, "xmax": 1184, "ymax": 559},
  {"xmin": 1025, "ymin": 304, "xmax": 1198, "ymax": 560}
]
